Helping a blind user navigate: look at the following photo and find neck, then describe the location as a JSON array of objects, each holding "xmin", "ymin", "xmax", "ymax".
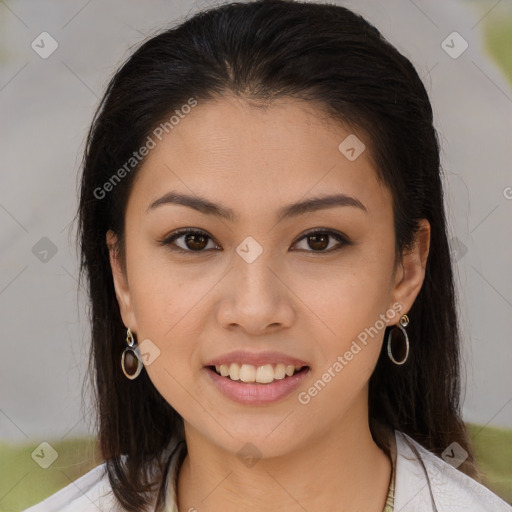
[{"xmin": 176, "ymin": 404, "xmax": 392, "ymax": 511}]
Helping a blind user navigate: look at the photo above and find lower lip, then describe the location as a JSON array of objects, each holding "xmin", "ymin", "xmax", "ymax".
[{"xmin": 204, "ymin": 366, "xmax": 310, "ymax": 405}]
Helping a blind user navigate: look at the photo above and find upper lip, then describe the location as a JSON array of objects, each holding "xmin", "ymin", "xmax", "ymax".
[{"xmin": 204, "ymin": 350, "xmax": 309, "ymax": 368}]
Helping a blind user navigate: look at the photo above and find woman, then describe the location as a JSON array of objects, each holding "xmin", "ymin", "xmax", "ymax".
[{"xmin": 23, "ymin": 0, "xmax": 511, "ymax": 511}]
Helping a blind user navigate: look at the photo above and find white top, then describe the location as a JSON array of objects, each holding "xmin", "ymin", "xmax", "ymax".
[{"xmin": 22, "ymin": 430, "xmax": 511, "ymax": 511}]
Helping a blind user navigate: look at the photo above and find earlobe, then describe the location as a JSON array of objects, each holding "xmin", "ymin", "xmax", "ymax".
[
  {"xmin": 390, "ymin": 219, "xmax": 431, "ymax": 319},
  {"xmin": 106, "ymin": 230, "xmax": 137, "ymax": 329}
]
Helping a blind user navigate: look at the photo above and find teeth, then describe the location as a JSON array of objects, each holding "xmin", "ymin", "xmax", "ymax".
[
  {"xmin": 212, "ymin": 363, "xmax": 305, "ymax": 383},
  {"xmin": 255, "ymin": 364, "xmax": 274, "ymax": 383},
  {"xmin": 228, "ymin": 362, "xmax": 240, "ymax": 381},
  {"xmin": 239, "ymin": 364, "xmax": 256, "ymax": 382}
]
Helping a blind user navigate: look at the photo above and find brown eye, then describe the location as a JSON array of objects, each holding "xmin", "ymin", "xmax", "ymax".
[
  {"xmin": 306, "ymin": 233, "xmax": 329, "ymax": 251},
  {"xmin": 160, "ymin": 229, "xmax": 219, "ymax": 252},
  {"xmin": 292, "ymin": 229, "xmax": 351, "ymax": 253},
  {"xmin": 182, "ymin": 232, "xmax": 208, "ymax": 250}
]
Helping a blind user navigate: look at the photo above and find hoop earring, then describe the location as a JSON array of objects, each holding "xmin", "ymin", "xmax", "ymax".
[
  {"xmin": 121, "ymin": 328, "xmax": 143, "ymax": 380},
  {"xmin": 387, "ymin": 314, "xmax": 410, "ymax": 365}
]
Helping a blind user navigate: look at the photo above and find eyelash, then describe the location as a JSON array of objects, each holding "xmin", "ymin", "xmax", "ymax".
[{"xmin": 158, "ymin": 228, "xmax": 352, "ymax": 255}]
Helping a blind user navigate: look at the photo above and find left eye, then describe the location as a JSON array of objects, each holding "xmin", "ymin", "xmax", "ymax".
[
  {"xmin": 292, "ymin": 229, "xmax": 350, "ymax": 253},
  {"xmin": 159, "ymin": 228, "xmax": 350, "ymax": 253}
]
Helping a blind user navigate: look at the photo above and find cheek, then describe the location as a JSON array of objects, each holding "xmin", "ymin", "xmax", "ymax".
[
  {"xmin": 123, "ymin": 240, "xmax": 193, "ymax": 368},
  {"xmin": 296, "ymin": 253, "xmax": 393, "ymax": 351},
  {"xmin": 294, "ymin": 261, "xmax": 394, "ymax": 419},
  {"xmin": 124, "ymin": 241, "xmax": 225, "ymax": 388},
  {"xmin": 127, "ymin": 259, "xmax": 206, "ymax": 416},
  {"xmin": 294, "ymin": 267, "xmax": 392, "ymax": 418},
  {"xmin": 126, "ymin": 236, "xmax": 205, "ymax": 331}
]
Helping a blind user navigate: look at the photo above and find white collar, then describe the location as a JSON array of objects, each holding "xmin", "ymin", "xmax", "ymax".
[{"xmin": 393, "ymin": 430, "xmax": 511, "ymax": 511}]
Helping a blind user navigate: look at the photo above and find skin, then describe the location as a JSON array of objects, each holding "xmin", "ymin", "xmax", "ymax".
[{"xmin": 107, "ymin": 94, "xmax": 430, "ymax": 512}]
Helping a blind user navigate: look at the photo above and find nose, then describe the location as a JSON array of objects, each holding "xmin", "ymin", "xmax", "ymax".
[{"xmin": 216, "ymin": 246, "xmax": 295, "ymax": 335}]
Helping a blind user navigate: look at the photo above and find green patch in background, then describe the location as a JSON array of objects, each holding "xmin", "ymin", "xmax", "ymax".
[
  {"xmin": 467, "ymin": 423, "xmax": 512, "ymax": 505},
  {"xmin": 0, "ymin": 437, "xmax": 101, "ymax": 512},
  {"xmin": 481, "ymin": 3, "xmax": 512, "ymax": 85}
]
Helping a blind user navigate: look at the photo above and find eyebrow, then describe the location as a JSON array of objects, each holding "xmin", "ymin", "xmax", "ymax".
[{"xmin": 146, "ymin": 191, "xmax": 367, "ymax": 221}]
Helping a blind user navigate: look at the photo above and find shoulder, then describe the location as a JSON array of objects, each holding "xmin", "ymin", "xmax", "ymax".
[
  {"xmin": 21, "ymin": 462, "xmax": 121, "ymax": 512},
  {"xmin": 394, "ymin": 430, "xmax": 512, "ymax": 511}
]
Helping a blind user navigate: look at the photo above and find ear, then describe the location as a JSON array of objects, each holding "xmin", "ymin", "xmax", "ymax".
[
  {"xmin": 106, "ymin": 230, "xmax": 138, "ymax": 330},
  {"xmin": 389, "ymin": 219, "xmax": 431, "ymax": 322}
]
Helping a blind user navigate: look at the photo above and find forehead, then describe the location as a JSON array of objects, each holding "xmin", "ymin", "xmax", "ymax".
[{"xmin": 128, "ymin": 95, "xmax": 391, "ymax": 218}]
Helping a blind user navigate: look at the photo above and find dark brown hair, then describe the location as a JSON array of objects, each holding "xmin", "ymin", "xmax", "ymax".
[{"xmin": 77, "ymin": 1, "xmax": 477, "ymax": 510}]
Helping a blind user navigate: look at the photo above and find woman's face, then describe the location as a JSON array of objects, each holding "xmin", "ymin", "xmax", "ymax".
[{"xmin": 108, "ymin": 95, "xmax": 429, "ymax": 457}]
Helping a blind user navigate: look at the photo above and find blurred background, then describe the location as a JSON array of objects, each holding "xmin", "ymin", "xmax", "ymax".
[{"xmin": 1, "ymin": 0, "xmax": 511, "ymax": 509}]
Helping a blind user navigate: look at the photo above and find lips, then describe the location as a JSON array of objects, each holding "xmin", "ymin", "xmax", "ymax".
[{"xmin": 204, "ymin": 363, "xmax": 311, "ymax": 405}]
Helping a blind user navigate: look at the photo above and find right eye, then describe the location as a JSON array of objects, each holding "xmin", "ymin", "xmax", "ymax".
[{"xmin": 159, "ymin": 228, "xmax": 221, "ymax": 253}]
